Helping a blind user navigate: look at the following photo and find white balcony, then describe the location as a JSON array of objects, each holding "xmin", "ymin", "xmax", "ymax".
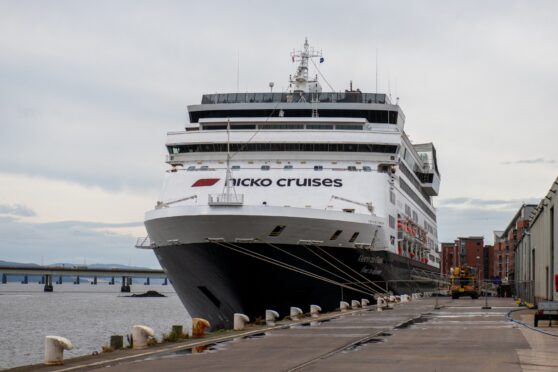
[{"xmin": 208, "ymin": 193, "xmax": 244, "ymax": 206}]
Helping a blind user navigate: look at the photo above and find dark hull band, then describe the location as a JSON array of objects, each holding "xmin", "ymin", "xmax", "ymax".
[{"xmin": 154, "ymin": 243, "xmax": 439, "ymax": 329}]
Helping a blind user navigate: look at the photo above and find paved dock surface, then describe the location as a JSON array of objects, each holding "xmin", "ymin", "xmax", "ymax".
[{"xmin": 15, "ymin": 297, "xmax": 558, "ymax": 371}]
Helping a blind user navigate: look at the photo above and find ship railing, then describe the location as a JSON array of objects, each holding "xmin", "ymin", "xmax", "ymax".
[
  {"xmin": 135, "ymin": 236, "xmax": 153, "ymax": 249},
  {"xmin": 208, "ymin": 193, "xmax": 244, "ymax": 206}
]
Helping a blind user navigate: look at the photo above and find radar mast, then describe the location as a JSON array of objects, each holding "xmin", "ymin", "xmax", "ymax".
[{"xmin": 289, "ymin": 38, "xmax": 323, "ymax": 93}]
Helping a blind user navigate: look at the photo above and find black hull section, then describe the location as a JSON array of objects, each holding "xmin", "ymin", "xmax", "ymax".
[{"xmin": 154, "ymin": 243, "xmax": 439, "ymax": 329}]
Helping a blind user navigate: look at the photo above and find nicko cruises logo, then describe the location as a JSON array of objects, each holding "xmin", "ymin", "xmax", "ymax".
[{"xmin": 191, "ymin": 178, "xmax": 342, "ymax": 188}]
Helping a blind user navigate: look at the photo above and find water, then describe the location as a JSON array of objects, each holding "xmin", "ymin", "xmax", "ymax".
[{"xmin": 0, "ymin": 283, "xmax": 191, "ymax": 370}]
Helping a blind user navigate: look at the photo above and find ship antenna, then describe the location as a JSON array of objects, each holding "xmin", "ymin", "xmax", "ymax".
[
  {"xmin": 223, "ymin": 118, "xmax": 237, "ymax": 198},
  {"xmin": 375, "ymin": 48, "xmax": 378, "ymax": 94},
  {"xmin": 290, "ymin": 38, "xmax": 323, "ymax": 94},
  {"xmin": 236, "ymin": 50, "xmax": 240, "ymax": 92}
]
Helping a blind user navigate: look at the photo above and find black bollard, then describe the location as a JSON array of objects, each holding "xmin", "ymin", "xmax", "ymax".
[
  {"xmin": 44, "ymin": 274, "xmax": 53, "ymax": 292},
  {"xmin": 110, "ymin": 335, "xmax": 124, "ymax": 350}
]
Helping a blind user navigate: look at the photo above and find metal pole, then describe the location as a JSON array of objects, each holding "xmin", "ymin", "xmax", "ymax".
[
  {"xmin": 482, "ymin": 279, "xmax": 491, "ymax": 309},
  {"xmin": 434, "ymin": 276, "xmax": 441, "ymax": 310}
]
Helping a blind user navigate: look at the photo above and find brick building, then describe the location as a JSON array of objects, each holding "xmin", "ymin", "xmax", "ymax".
[
  {"xmin": 441, "ymin": 237, "xmax": 486, "ymax": 278},
  {"xmin": 493, "ymin": 204, "xmax": 537, "ymax": 282}
]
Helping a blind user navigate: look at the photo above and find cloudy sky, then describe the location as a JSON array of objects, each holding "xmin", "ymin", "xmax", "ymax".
[{"xmin": 1, "ymin": 1, "xmax": 557, "ymax": 267}]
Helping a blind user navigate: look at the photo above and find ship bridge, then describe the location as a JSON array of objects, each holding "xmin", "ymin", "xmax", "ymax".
[{"xmin": 187, "ymin": 92, "xmax": 404, "ymax": 125}]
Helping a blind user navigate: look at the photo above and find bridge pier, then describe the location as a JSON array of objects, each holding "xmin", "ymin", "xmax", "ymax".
[
  {"xmin": 109, "ymin": 277, "xmax": 115, "ymax": 285},
  {"xmin": 144, "ymin": 277, "xmax": 150, "ymax": 286},
  {"xmin": 39, "ymin": 275, "xmax": 45, "ymax": 284},
  {"xmin": 44, "ymin": 274, "xmax": 53, "ymax": 292},
  {"xmin": 56, "ymin": 275, "xmax": 63, "ymax": 284},
  {"xmin": 1, "ymin": 273, "xmax": 6, "ymax": 284},
  {"xmin": 74, "ymin": 276, "xmax": 80, "ymax": 285},
  {"xmin": 21, "ymin": 275, "xmax": 28, "ymax": 284},
  {"xmin": 91, "ymin": 276, "xmax": 97, "ymax": 285},
  {"xmin": 120, "ymin": 276, "xmax": 131, "ymax": 292}
]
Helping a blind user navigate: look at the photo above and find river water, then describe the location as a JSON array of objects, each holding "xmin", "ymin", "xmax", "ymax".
[{"xmin": 0, "ymin": 283, "xmax": 191, "ymax": 370}]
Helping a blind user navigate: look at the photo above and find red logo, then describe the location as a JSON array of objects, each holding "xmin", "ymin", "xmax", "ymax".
[{"xmin": 192, "ymin": 178, "xmax": 220, "ymax": 187}]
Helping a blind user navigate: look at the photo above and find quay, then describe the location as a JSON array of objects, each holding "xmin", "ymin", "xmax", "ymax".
[
  {"xmin": 0, "ymin": 265, "xmax": 167, "ymax": 292},
  {"xmin": 9, "ymin": 297, "xmax": 558, "ymax": 372}
]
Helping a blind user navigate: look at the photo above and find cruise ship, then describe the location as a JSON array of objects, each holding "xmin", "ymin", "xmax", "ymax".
[{"xmin": 141, "ymin": 39, "xmax": 441, "ymax": 329}]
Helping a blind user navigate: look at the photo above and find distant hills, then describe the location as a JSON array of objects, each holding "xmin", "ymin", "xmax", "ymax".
[{"xmin": 0, "ymin": 260, "xmax": 151, "ymax": 270}]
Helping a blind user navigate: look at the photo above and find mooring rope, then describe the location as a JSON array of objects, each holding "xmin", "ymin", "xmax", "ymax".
[
  {"xmin": 310, "ymin": 244, "xmax": 387, "ymax": 294},
  {"xmin": 210, "ymin": 240, "xmax": 376, "ymax": 297},
  {"xmin": 264, "ymin": 242, "xmax": 381, "ymax": 295}
]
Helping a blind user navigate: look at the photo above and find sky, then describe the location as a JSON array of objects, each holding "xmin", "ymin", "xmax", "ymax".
[{"xmin": 1, "ymin": 1, "xmax": 557, "ymax": 268}]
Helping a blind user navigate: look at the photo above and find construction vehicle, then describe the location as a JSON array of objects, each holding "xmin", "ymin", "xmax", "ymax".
[{"xmin": 449, "ymin": 265, "xmax": 480, "ymax": 299}]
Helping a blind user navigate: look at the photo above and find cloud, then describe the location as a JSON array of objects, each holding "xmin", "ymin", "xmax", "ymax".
[
  {"xmin": 438, "ymin": 197, "xmax": 540, "ymax": 210},
  {"xmin": 0, "ymin": 218, "xmax": 158, "ymax": 268},
  {"xmin": 0, "ymin": 203, "xmax": 36, "ymax": 217},
  {"xmin": 501, "ymin": 158, "xmax": 557, "ymax": 165},
  {"xmin": 437, "ymin": 206, "xmax": 517, "ymax": 245}
]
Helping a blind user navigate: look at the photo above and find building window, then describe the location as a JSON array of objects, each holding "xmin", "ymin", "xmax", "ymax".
[
  {"xmin": 405, "ymin": 204, "xmax": 411, "ymax": 217},
  {"xmin": 389, "ymin": 215, "xmax": 396, "ymax": 229}
]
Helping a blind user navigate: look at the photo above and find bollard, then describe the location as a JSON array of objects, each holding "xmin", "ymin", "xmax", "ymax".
[
  {"xmin": 377, "ymin": 297, "xmax": 386, "ymax": 312},
  {"xmin": 310, "ymin": 304, "xmax": 321, "ymax": 318},
  {"xmin": 265, "ymin": 310, "xmax": 280, "ymax": 326},
  {"xmin": 110, "ymin": 335, "xmax": 124, "ymax": 350},
  {"xmin": 234, "ymin": 313, "xmax": 250, "ymax": 330},
  {"xmin": 132, "ymin": 325, "xmax": 155, "ymax": 349},
  {"xmin": 361, "ymin": 298, "xmax": 370, "ymax": 307},
  {"xmin": 290, "ymin": 307, "xmax": 303, "ymax": 320},
  {"xmin": 171, "ymin": 325, "xmax": 183, "ymax": 338},
  {"xmin": 400, "ymin": 294, "xmax": 410, "ymax": 303},
  {"xmin": 192, "ymin": 318, "xmax": 211, "ymax": 337},
  {"xmin": 351, "ymin": 300, "xmax": 361, "ymax": 309},
  {"xmin": 340, "ymin": 301, "xmax": 350, "ymax": 312},
  {"xmin": 44, "ymin": 336, "xmax": 73, "ymax": 365}
]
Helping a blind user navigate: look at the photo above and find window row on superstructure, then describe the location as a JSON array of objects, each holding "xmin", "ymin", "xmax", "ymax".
[
  {"xmin": 189, "ymin": 109, "xmax": 398, "ymax": 124},
  {"xmin": 201, "ymin": 92, "xmax": 388, "ymax": 105},
  {"xmin": 399, "ymin": 178, "xmax": 436, "ymax": 221},
  {"xmin": 398, "ymin": 162, "xmax": 432, "ymax": 203},
  {"xmin": 167, "ymin": 143, "xmax": 398, "ymax": 154},
  {"xmin": 177, "ymin": 164, "xmax": 377, "ymax": 172},
  {"xmin": 199, "ymin": 123, "xmax": 365, "ymax": 131}
]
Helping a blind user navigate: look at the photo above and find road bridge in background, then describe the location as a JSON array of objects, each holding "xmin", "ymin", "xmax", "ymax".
[{"xmin": 0, "ymin": 265, "xmax": 167, "ymax": 292}]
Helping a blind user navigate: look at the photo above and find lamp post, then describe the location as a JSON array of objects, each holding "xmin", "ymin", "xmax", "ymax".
[{"xmin": 481, "ymin": 252, "xmax": 491, "ymax": 309}]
